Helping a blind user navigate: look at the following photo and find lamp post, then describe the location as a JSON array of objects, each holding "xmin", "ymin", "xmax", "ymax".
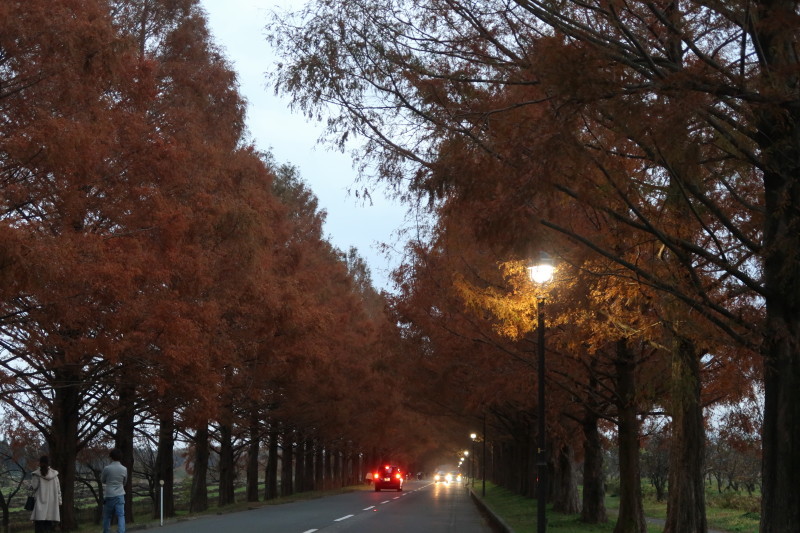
[
  {"xmin": 527, "ymin": 253, "xmax": 554, "ymax": 533},
  {"xmin": 482, "ymin": 413, "xmax": 487, "ymax": 497},
  {"xmin": 470, "ymin": 433, "xmax": 477, "ymax": 487}
]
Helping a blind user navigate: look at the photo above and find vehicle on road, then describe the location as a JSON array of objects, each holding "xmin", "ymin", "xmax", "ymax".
[
  {"xmin": 373, "ymin": 465, "xmax": 404, "ymax": 491},
  {"xmin": 434, "ymin": 471, "xmax": 462, "ymax": 484}
]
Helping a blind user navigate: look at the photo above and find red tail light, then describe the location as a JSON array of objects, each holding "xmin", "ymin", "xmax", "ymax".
[
  {"xmin": 395, "ymin": 473, "xmax": 401, "ymax": 479},
  {"xmin": 373, "ymin": 473, "xmax": 380, "ymax": 480}
]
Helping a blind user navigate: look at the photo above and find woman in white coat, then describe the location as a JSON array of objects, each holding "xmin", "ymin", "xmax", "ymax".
[{"xmin": 30, "ymin": 456, "xmax": 62, "ymax": 533}]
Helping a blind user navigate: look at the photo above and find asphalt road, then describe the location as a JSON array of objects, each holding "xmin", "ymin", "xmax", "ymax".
[{"xmin": 149, "ymin": 480, "xmax": 493, "ymax": 533}]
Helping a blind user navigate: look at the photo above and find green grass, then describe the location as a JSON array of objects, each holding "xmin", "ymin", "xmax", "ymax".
[
  {"xmin": 477, "ymin": 483, "xmax": 619, "ymax": 533},
  {"xmin": 634, "ymin": 483, "xmax": 760, "ymax": 533},
  {"xmin": 475, "ymin": 482, "xmax": 760, "ymax": 533}
]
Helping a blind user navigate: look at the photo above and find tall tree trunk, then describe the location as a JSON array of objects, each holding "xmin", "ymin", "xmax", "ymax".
[
  {"xmin": 155, "ymin": 413, "xmax": 175, "ymax": 518},
  {"xmin": 189, "ymin": 424, "xmax": 209, "ymax": 512},
  {"xmin": 333, "ymin": 447, "xmax": 342, "ymax": 487},
  {"xmin": 581, "ymin": 368, "xmax": 607, "ymax": 524},
  {"xmin": 348, "ymin": 450, "xmax": 355, "ymax": 485},
  {"xmin": 265, "ymin": 424, "xmax": 279, "ymax": 500},
  {"xmin": 757, "ymin": 11, "xmax": 800, "ymax": 529},
  {"xmin": 217, "ymin": 422, "xmax": 235, "ymax": 506},
  {"xmin": 613, "ymin": 339, "xmax": 646, "ymax": 533},
  {"xmin": 280, "ymin": 427, "xmax": 294, "ymax": 497},
  {"xmin": 314, "ymin": 441, "xmax": 324, "ymax": 490},
  {"xmin": 295, "ymin": 435, "xmax": 306, "ymax": 493},
  {"xmin": 246, "ymin": 413, "xmax": 260, "ymax": 502},
  {"xmin": 115, "ymin": 384, "xmax": 136, "ymax": 524},
  {"xmin": 323, "ymin": 444, "xmax": 332, "ymax": 490},
  {"xmin": 494, "ymin": 440, "xmax": 507, "ymax": 488},
  {"xmin": 304, "ymin": 438, "xmax": 315, "ymax": 490},
  {"xmin": 762, "ymin": 310, "xmax": 800, "ymax": 533},
  {"xmin": 552, "ymin": 444, "xmax": 581, "ymax": 514},
  {"xmin": 658, "ymin": 15, "xmax": 709, "ymax": 518},
  {"xmin": 49, "ymin": 366, "xmax": 81, "ymax": 531},
  {"xmin": 514, "ymin": 417, "xmax": 533, "ymax": 497},
  {"xmin": 664, "ymin": 336, "xmax": 707, "ymax": 533}
]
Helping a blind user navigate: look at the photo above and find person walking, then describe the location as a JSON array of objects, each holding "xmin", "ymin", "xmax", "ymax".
[
  {"xmin": 101, "ymin": 448, "xmax": 128, "ymax": 533},
  {"xmin": 30, "ymin": 455, "xmax": 62, "ymax": 533}
]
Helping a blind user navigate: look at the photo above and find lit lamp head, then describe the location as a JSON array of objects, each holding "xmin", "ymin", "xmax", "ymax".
[
  {"xmin": 470, "ymin": 433, "xmax": 477, "ymax": 440},
  {"xmin": 527, "ymin": 252, "xmax": 555, "ymax": 285}
]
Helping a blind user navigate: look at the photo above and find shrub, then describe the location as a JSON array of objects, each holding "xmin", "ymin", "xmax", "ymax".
[{"xmin": 707, "ymin": 491, "xmax": 760, "ymax": 514}]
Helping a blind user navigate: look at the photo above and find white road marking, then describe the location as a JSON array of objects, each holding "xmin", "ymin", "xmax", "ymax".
[
  {"xmin": 381, "ymin": 500, "xmax": 391, "ymax": 504},
  {"xmin": 301, "ymin": 530, "xmax": 318, "ymax": 533},
  {"xmin": 334, "ymin": 514, "xmax": 354, "ymax": 522},
  {"xmin": 363, "ymin": 505, "xmax": 375, "ymax": 510}
]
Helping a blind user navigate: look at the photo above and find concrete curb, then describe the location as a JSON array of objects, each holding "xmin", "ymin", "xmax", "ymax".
[{"xmin": 468, "ymin": 486, "xmax": 514, "ymax": 533}]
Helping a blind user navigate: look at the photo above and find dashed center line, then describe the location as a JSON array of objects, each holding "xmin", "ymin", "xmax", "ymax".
[{"xmin": 301, "ymin": 485, "xmax": 428, "ymax": 532}]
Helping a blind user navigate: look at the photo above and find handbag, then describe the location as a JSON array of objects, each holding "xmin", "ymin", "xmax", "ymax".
[{"xmin": 24, "ymin": 495, "xmax": 35, "ymax": 511}]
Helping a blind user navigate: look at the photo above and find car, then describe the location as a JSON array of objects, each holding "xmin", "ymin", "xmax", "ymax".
[
  {"xmin": 434, "ymin": 470, "xmax": 462, "ymax": 484},
  {"xmin": 373, "ymin": 465, "xmax": 404, "ymax": 491}
]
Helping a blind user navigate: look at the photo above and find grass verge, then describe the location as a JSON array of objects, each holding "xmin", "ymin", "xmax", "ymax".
[{"xmin": 475, "ymin": 482, "xmax": 759, "ymax": 533}]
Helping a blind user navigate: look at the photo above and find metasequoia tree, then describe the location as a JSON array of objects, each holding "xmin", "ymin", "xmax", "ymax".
[
  {"xmin": 390, "ymin": 111, "xmax": 729, "ymax": 529},
  {"xmin": 387, "ymin": 226, "xmax": 579, "ymax": 499},
  {"xmin": 2, "ymin": 0, "xmax": 272, "ymax": 525},
  {"xmin": 267, "ymin": 163, "xmax": 417, "ymax": 491},
  {"xmin": 106, "ymin": 0, "xmax": 259, "ymax": 517},
  {"xmin": 269, "ymin": 0, "xmax": 783, "ymax": 529},
  {"xmin": 1, "ymin": 1, "xmax": 409, "ymax": 528},
  {"xmin": 0, "ymin": 1, "xmax": 183, "ymax": 527},
  {"xmin": 450, "ymin": 253, "xmax": 672, "ymax": 531}
]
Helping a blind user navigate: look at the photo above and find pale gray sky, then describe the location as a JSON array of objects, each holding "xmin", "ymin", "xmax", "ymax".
[{"xmin": 201, "ymin": 0, "xmax": 407, "ymax": 292}]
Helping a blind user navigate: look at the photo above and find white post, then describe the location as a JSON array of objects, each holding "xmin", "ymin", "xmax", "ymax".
[{"xmin": 159, "ymin": 480, "xmax": 165, "ymax": 526}]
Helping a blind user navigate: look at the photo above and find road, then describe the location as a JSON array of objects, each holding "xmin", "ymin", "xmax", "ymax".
[{"xmin": 149, "ymin": 480, "xmax": 494, "ymax": 533}]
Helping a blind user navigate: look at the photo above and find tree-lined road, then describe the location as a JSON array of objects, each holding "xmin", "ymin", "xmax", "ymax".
[{"xmin": 150, "ymin": 481, "xmax": 493, "ymax": 533}]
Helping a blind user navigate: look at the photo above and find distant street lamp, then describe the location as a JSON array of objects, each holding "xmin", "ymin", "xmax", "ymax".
[
  {"xmin": 527, "ymin": 252, "xmax": 554, "ymax": 533},
  {"xmin": 470, "ymin": 433, "xmax": 477, "ymax": 487}
]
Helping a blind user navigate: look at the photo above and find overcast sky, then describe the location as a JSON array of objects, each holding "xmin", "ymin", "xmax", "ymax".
[{"xmin": 200, "ymin": 0, "xmax": 408, "ymax": 292}]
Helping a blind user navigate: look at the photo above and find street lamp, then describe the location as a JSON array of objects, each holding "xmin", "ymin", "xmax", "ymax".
[
  {"xmin": 470, "ymin": 433, "xmax": 477, "ymax": 487},
  {"xmin": 527, "ymin": 252, "xmax": 554, "ymax": 533}
]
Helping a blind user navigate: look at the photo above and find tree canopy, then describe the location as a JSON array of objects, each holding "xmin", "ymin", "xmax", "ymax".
[{"xmin": 269, "ymin": 0, "xmax": 790, "ymax": 530}]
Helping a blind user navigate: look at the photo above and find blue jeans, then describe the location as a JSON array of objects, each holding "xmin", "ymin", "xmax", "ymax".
[{"xmin": 102, "ymin": 495, "xmax": 125, "ymax": 533}]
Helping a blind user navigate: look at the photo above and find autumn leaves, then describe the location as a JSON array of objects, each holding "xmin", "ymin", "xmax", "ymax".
[{"xmin": 0, "ymin": 0, "xmax": 396, "ymax": 526}]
